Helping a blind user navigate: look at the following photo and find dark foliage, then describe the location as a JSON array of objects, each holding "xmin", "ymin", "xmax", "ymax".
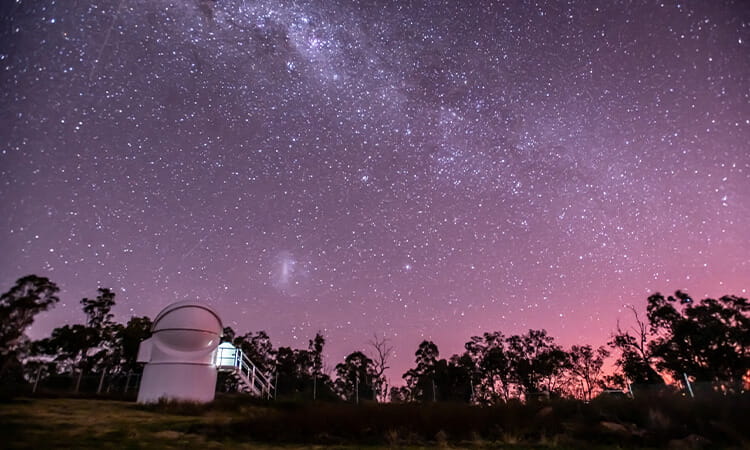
[
  {"xmin": 647, "ymin": 292, "xmax": 749, "ymax": 387},
  {"xmin": 187, "ymin": 393, "xmax": 750, "ymax": 448},
  {"xmin": 0, "ymin": 275, "xmax": 60, "ymax": 381},
  {"xmin": 400, "ymin": 330, "xmax": 573, "ymax": 403},
  {"xmin": 334, "ymin": 350, "xmax": 379, "ymax": 402}
]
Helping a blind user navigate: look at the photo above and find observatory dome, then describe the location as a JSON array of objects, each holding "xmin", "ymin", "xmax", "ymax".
[
  {"xmin": 136, "ymin": 300, "xmax": 224, "ymax": 403},
  {"xmin": 150, "ymin": 301, "xmax": 222, "ymax": 353},
  {"xmin": 152, "ymin": 301, "xmax": 223, "ymax": 333}
]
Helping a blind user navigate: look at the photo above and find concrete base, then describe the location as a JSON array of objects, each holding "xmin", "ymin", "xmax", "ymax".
[{"xmin": 137, "ymin": 363, "xmax": 217, "ymax": 403}]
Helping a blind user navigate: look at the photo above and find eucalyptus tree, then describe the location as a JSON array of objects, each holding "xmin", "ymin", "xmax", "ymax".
[{"xmin": 0, "ymin": 275, "xmax": 60, "ymax": 379}]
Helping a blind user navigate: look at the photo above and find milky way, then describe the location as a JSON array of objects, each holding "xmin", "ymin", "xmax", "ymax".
[{"xmin": 1, "ymin": 0, "xmax": 749, "ymax": 378}]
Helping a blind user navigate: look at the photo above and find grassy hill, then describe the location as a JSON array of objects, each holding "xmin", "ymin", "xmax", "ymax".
[{"xmin": 1, "ymin": 394, "xmax": 748, "ymax": 449}]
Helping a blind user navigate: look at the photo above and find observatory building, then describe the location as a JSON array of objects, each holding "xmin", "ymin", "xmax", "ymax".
[
  {"xmin": 136, "ymin": 300, "xmax": 274, "ymax": 403},
  {"xmin": 136, "ymin": 301, "xmax": 223, "ymax": 403}
]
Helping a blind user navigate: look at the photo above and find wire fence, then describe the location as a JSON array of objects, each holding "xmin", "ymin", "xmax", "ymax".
[
  {"xmin": 28, "ymin": 369, "xmax": 142, "ymax": 397},
  {"xmin": 21, "ymin": 366, "xmax": 748, "ymax": 403},
  {"xmin": 627, "ymin": 374, "xmax": 748, "ymax": 399}
]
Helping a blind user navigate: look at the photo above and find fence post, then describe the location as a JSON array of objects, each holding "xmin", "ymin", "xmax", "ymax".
[
  {"xmin": 75, "ymin": 369, "xmax": 83, "ymax": 393},
  {"xmin": 683, "ymin": 373, "xmax": 695, "ymax": 398},
  {"xmin": 97, "ymin": 369, "xmax": 106, "ymax": 395},
  {"xmin": 124, "ymin": 371, "xmax": 132, "ymax": 393},
  {"xmin": 32, "ymin": 366, "xmax": 42, "ymax": 394}
]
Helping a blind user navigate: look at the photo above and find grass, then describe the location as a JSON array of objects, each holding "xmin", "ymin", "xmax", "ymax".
[
  {"xmin": 0, "ymin": 397, "xmax": 218, "ymax": 449},
  {"xmin": 1, "ymin": 394, "xmax": 748, "ymax": 448}
]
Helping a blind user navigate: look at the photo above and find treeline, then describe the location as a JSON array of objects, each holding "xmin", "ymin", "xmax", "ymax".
[
  {"xmin": 0, "ymin": 275, "xmax": 152, "ymax": 391},
  {"xmin": 392, "ymin": 291, "xmax": 748, "ymax": 403},
  {"xmin": 0, "ymin": 274, "xmax": 747, "ymax": 402}
]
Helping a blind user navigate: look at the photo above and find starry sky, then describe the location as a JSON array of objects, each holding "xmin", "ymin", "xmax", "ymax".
[{"xmin": 1, "ymin": 0, "xmax": 749, "ymax": 379}]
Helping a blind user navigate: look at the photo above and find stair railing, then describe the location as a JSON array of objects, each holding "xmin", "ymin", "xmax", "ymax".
[{"xmin": 215, "ymin": 345, "xmax": 274, "ymax": 399}]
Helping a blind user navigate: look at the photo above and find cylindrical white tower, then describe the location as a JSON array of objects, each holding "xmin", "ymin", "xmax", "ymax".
[{"xmin": 136, "ymin": 301, "xmax": 223, "ymax": 403}]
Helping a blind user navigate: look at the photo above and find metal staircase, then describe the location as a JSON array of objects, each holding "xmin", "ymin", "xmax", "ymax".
[{"xmin": 215, "ymin": 344, "xmax": 274, "ymax": 399}]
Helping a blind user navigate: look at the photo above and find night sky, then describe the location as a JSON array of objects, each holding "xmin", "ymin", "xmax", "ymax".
[{"xmin": 1, "ymin": 0, "xmax": 749, "ymax": 378}]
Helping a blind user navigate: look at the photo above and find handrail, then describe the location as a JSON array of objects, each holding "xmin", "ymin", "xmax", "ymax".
[{"xmin": 215, "ymin": 346, "xmax": 275, "ymax": 398}]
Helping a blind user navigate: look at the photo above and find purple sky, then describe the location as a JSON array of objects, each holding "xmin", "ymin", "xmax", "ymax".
[{"xmin": 1, "ymin": 0, "xmax": 748, "ymax": 380}]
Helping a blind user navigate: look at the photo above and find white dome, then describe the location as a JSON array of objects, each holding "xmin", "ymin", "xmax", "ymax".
[
  {"xmin": 136, "ymin": 300, "xmax": 224, "ymax": 404},
  {"xmin": 151, "ymin": 300, "xmax": 223, "ymax": 336},
  {"xmin": 154, "ymin": 330, "xmax": 219, "ymax": 352}
]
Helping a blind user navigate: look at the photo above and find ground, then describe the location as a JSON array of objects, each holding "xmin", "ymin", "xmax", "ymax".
[
  {"xmin": 0, "ymin": 397, "xmax": 523, "ymax": 449},
  {"xmin": 1, "ymin": 395, "xmax": 747, "ymax": 449},
  {"xmin": 1, "ymin": 397, "xmax": 275, "ymax": 449}
]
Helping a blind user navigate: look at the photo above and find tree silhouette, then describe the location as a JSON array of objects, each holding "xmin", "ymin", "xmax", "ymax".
[
  {"xmin": 389, "ymin": 385, "xmax": 412, "ymax": 403},
  {"xmin": 403, "ymin": 340, "xmax": 440, "ymax": 402},
  {"xmin": 81, "ymin": 288, "xmax": 116, "ymax": 330},
  {"xmin": 77, "ymin": 288, "xmax": 119, "ymax": 389},
  {"xmin": 367, "ymin": 334, "xmax": 393, "ymax": 401},
  {"xmin": 221, "ymin": 326, "xmax": 236, "ymax": 343},
  {"xmin": 234, "ymin": 330, "xmax": 274, "ymax": 373},
  {"xmin": 308, "ymin": 332, "xmax": 326, "ymax": 400},
  {"xmin": 309, "ymin": 332, "xmax": 325, "ymax": 379},
  {"xmin": 568, "ymin": 344, "xmax": 609, "ymax": 401},
  {"xmin": 274, "ymin": 346, "xmax": 318, "ymax": 398},
  {"xmin": 465, "ymin": 332, "xmax": 513, "ymax": 402},
  {"xmin": 647, "ymin": 292, "xmax": 749, "ymax": 390},
  {"xmin": 609, "ymin": 306, "xmax": 664, "ymax": 386},
  {"xmin": 114, "ymin": 316, "xmax": 152, "ymax": 373},
  {"xmin": 438, "ymin": 353, "xmax": 475, "ymax": 403},
  {"xmin": 335, "ymin": 351, "xmax": 378, "ymax": 403},
  {"xmin": 506, "ymin": 329, "xmax": 569, "ymax": 398},
  {"xmin": 31, "ymin": 324, "xmax": 89, "ymax": 375},
  {"xmin": 401, "ymin": 340, "xmax": 478, "ymax": 403},
  {"xmin": 32, "ymin": 288, "xmax": 119, "ymax": 391},
  {"xmin": 0, "ymin": 275, "xmax": 60, "ymax": 379}
]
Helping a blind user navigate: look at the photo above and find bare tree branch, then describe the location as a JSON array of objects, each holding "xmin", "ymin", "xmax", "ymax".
[{"xmin": 367, "ymin": 333, "xmax": 393, "ymax": 402}]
